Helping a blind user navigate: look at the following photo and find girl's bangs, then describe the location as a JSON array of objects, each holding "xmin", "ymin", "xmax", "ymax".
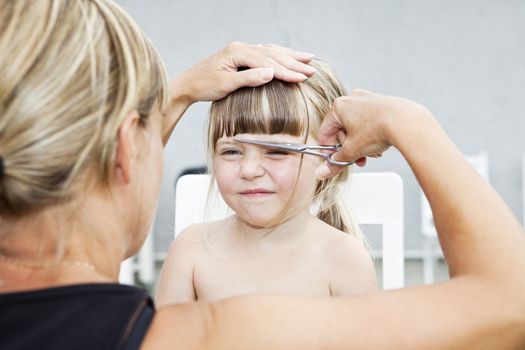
[{"xmin": 210, "ymin": 80, "xmax": 309, "ymax": 146}]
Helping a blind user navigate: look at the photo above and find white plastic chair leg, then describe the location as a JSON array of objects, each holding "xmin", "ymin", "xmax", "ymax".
[
  {"xmin": 137, "ymin": 232, "xmax": 155, "ymax": 285},
  {"xmin": 119, "ymin": 257, "xmax": 135, "ymax": 285}
]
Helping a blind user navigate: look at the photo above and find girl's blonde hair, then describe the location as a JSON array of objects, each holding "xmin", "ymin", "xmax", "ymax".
[
  {"xmin": 0, "ymin": 0, "xmax": 170, "ymax": 217},
  {"xmin": 208, "ymin": 59, "xmax": 363, "ymax": 242}
]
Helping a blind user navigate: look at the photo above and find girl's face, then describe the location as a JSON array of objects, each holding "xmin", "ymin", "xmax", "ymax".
[{"xmin": 214, "ymin": 133, "xmax": 322, "ymax": 227}]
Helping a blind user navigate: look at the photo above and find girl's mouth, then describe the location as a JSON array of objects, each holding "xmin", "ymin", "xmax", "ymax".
[{"xmin": 239, "ymin": 189, "xmax": 274, "ymax": 196}]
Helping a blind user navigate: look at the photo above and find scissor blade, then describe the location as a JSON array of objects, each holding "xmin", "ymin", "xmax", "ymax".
[{"xmin": 233, "ymin": 137, "xmax": 307, "ymax": 152}]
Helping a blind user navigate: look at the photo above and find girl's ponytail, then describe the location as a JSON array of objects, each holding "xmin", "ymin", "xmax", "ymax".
[{"xmin": 315, "ymin": 175, "xmax": 365, "ymax": 245}]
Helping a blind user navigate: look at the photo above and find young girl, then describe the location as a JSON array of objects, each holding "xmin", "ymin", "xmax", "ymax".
[{"xmin": 156, "ymin": 59, "xmax": 377, "ymax": 304}]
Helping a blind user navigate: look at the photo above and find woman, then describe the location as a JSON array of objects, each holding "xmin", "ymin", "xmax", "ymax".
[{"xmin": 1, "ymin": 1, "xmax": 524, "ymax": 349}]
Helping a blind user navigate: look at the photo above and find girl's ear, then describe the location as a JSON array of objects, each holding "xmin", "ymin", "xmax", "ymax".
[{"xmin": 115, "ymin": 111, "xmax": 140, "ymax": 184}]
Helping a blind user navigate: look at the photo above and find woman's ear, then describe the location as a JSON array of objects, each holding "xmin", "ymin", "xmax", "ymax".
[{"xmin": 115, "ymin": 111, "xmax": 140, "ymax": 184}]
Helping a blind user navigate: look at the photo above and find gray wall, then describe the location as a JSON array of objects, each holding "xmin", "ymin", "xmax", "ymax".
[{"xmin": 119, "ymin": 0, "xmax": 525, "ymax": 253}]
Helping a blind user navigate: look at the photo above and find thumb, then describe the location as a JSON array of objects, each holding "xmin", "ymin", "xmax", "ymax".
[
  {"xmin": 331, "ymin": 138, "xmax": 369, "ymax": 165},
  {"xmin": 318, "ymin": 109, "xmax": 343, "ymax": 146},
  {"xmin": 315, "ymin": 161, "xmax": 343, "ymax": 180},
  {"xmin": 315, "ymin": 139, "xmax": 366, "ymax": 180}
]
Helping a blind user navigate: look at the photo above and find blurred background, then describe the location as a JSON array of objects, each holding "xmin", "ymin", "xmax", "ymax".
[{"xmin": 118, "ymin": 0, "xmax": 525, "ymax": 290}]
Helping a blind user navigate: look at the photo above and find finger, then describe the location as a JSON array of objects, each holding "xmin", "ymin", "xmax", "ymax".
[
  {"xmin": 221, "ymin": 68, "xmax": 275, "ymax": 92},
  {"xmin": 332, "ymin": 139, "xmax": 368, "ymax": 165},
  {"xmin": 230, "ymin": 47, "xmax": 309, "ymax": 83},
  {"xmin": 253, "ymin": 45, "xmax": 317, "ymax": 77},
  {"xmin": 315, "ymin": 161, "xmax": 344, "ymax": 180},
  {"xmin": 270, "ymin": 55, "xmax": 316, "ymax": 80},
  {"xmin": 337, "ymin": 129, "xmax": 347, "ymax": 144},
  {"xmin": 273, "ymin": 45, "xmax": 315, "ymax": 63},
  {"xmin": 318, "ymin": 109, "xmax": 344, "ymax": 146},
  {"xmin": 289, "ymin": 49, "xmax": 314, "ymax": 63},
  {"xmin": 355, "ymin": 157, "xmax": 367, "ymax": 167}
]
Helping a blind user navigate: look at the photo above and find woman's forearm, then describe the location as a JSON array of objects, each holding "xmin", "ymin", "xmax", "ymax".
[
  {"xmin": 161, "ymin": 77, "xmax": 193, "ymax": 145},
  {"xmin": 389, "ymin": 108, "xmax": 525, "ymax": 281}
]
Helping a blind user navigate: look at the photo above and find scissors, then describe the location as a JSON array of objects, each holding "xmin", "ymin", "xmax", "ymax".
[{"xmin": 233, "ymin": 137, "xmax": 353, "ymax": 166}]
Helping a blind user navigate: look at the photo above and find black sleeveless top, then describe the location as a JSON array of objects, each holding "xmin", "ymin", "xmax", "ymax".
[{"xmin": 0, "ymin": 283, "xmax": 154, "ymax": 350}]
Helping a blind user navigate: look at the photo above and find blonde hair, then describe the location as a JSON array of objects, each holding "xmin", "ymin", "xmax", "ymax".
[
  {"xmin": 207, "ymin": 59, "xmax": 363, "ymax": 242},
  {"xmin": 0, "ymin": 0, "xmax": 170, "ymax": 217}
]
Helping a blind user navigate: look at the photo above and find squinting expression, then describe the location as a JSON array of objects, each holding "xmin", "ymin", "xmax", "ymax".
[{"xmin": 214, "ymin": 133, "xmax": 322, "ymax": 227}]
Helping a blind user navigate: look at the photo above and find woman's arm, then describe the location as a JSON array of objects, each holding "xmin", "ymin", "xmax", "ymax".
[
  {"xmin": 161, "ymin": 42, "xmax": 316, "ymax": 144},
  {"xmin": 144, "ymin": 90, "xmax": 525, "ymax": 349}
]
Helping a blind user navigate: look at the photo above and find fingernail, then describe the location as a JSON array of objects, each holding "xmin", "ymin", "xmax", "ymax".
[
  {"xmin": 298, "ymin": 73, "xmax": 308, "ymax": 80},
  {"xmin": 315, "ymin": 163, "xmax": 332, "ymax": 180},
  {"xmin": 306, "ymin": 65, "xmax": 317, "ymax": 73},
  {"xmin": 260, "ymin": 68, "xmax": 274, "ymax": 81}
]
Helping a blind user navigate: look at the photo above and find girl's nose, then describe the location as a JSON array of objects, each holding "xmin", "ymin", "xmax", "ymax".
[{"xmin": 239, "ymin": 154, "xmax": 265, "ymax": 180}]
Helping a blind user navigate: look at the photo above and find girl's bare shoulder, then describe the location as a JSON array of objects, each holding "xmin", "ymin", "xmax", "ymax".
[
  {"xmin": 170, "ymin": 216, "xmax": 236, "ymax": 253},
  {"xmin": 312, "ymin": 218, "xmax": 360, "ymax": 245},
  {"xmin": 312, "ymin": 219, "xmax": 378, "ymax": 294},
  {"xmin": 312, "ymin": 219, "xmax": 373, "ymax": 269}
]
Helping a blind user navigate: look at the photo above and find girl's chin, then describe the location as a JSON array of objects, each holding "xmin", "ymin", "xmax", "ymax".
[{"xmin": 237, "ymin": 215, "xmax": 284, "ymax": 228}]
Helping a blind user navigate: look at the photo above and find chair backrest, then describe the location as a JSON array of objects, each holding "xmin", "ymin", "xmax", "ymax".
[
  {"xmin": 421, "ymin": 151, "xmax": 489, "ymax": 237},
  {"xmin": 119, "ymin": 226, "xmax": 155, "ymax": 285},
  {"xmin": 175, "ymin": 172, "xmax": 404, "ymax": 290}
]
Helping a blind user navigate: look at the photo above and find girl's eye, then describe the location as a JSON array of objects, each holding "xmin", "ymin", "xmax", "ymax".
[
  {"xmin": 219, "ymin": 149, "xmax": 242, "ymax": 157},
  {"xmin": 266, "ymin": 149, "xmax": 291, "ymax": 158}
]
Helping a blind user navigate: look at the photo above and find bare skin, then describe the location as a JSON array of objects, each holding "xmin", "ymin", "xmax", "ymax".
[
  {"xmin": 156, "ymin": 131, "xmax": 377, "ymax": 304},
  {"xmin": 144, "ymin": 90, "xmax": 525, "ymax": 350},
  {"xmin": 0, "ymin": 42, "xmax": 316, "ymax": 290},
  {"xmin": 2, "ymin": 41, "xmax": 525, "ymax": 349},
  {"xmin": 156, "ymin": 212, "xmax": 377, "ymax": 304}
]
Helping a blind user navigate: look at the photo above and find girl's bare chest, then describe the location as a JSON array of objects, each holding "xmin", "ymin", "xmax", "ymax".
[{"xmin": 193, "ymin": 251, "xmax": 331, "ymax": 300}]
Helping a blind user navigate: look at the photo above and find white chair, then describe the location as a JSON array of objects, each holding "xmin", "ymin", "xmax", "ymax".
[
  {"xmin": 421, "ymin": 151, "xmax": 489, "ymax": 284},
  {"xmin": 119, "ymin": 228, "xmax": 155, "ymax": 285},
  {"xmin": 119, "ymin": 257, "xmax": 135, "ymax": 285},
  {"xmin": 175, "ymin": 172, "xmax": 404, "ymax": 290}
]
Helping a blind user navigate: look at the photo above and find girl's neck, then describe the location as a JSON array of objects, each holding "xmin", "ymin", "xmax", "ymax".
[{"xmin": 233, "ymin": 209, "xmax": 318, "ymax": 244}]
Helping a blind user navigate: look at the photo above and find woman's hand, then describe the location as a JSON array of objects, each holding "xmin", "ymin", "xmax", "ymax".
[
  {"xmin": 163, "ymin": 42, "xmax": 316, "ymax": 143},
  {"xmin": 315, "ymin": 89, "xmax": 433, "ymax": 178},
  {"xmin": 174, "ymin": 42, "xmax": 316, "ymax": 104}
]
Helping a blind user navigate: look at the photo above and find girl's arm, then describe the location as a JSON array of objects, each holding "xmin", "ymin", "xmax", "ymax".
[
  {"xmin": 143, "ymin": 90, "xmax": 525, "ymax": 350},
  {"xmin": 155, "ymin": 226, "xmax": 200, "ymax": 306},
  {"xmin": 328, "ymin": 235, "xmax": 378, "ymax": 296},
  {"xmin": 161, "ymin": 42, "xmax": 315, "ymax": 144}
]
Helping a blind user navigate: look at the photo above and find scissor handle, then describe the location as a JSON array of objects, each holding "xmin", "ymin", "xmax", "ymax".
[{"xmin": 327, "ymin": 153, "xmax": 354, "ymax": 167}]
